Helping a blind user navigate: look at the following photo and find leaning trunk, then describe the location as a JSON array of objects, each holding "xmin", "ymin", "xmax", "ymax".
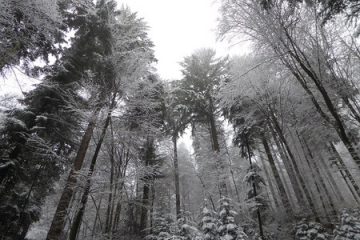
[
  {"xmin": 262, "ymin": 135, "xmax": 293, "ymax": 216},
  {"xmin": 47, "ymin": 108, "xmax": 100, "ymax": 240},
  {"xmin": 269, "ymin": 115, "xmax": 320, "ymax": 222},
  {"xmin": 69, "ymin": 97, "xmax": 116, "ymax": 240},
  {"xmin": 269, "ymin": 123, "xmax": 306, "ymax": 209},
  {"xmin": 329, "ymin": 143, "xmax": 360, "ymax": 200}
]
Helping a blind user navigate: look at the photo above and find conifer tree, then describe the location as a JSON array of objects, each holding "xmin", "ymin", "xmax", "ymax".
[
  {"xmin": 200, "ymin": 200, "xmax": 218, "ymax": 240},
  {"xmin": 0, "ymin": 0, "xmax": 66, "ymax": 74},
  {"xmin": 218, "ymin": 196, "xmax": 247, "ymax": 240},
  {"xmin": 178, "ymin": 48, "xmax": 229, "ymax": 196},
  {"xmin": 333, "ymin": 209, "xmax": 360, "ymax": 240}
]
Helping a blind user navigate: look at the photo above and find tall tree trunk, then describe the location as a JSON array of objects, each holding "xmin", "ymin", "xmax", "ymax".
[
  {"xmin": 208, "ymin": 99, "xmax": 220, "ymax": 153},
  {"xmin": 111, "ymin": 149, "xmax": 130, "ymax": 233},
  {"xmin": 91, "ymin": 194, "xmax": 103, "ymax": 237},
  {"xmin": 139, "ymin": 178, "xmax": 150, "ymax": 232},
  {"xmin": 317, "ymin": 154, "xmax": 345, "ymax": 204},
  {"xmin": 297, "ymin": 133, "xmax": 337, "ymax": 217},
  {"xmin": 329, "ymin": 143, "xmax": 360, "ymax": 201},
  {"xmin": 149, "ymin": 184, "xmax": 156, "ymax": 233},
  {"xmin": 224, "ymin": 143, "xmax": 241, "ymax": 203},
  {"xmin": 140, "ymin": 138, "xmax": 155, "ymax": 234},
  {"xmin": 270, "ymin": 142, "xmax": 297, "ymax": 210},
  {"xmin": 112, "ymin": 149, "xmax": 129, "ymax": 232},
  {"xmin": 112, "ymin": 198, "xmax": 122, "ymax": 231},
  {"xmin": 269, "ymin": 123, "xmax": 306, "ymax": 209},
  {"xmin": 269, "ymin": 115, "xmax": 320, "ymax": 222},
  {"xmin": 208, "ymin": 98, "xmax": 228, "ymax": 196},
  {"xmin": 294, "ymin": 134, "xmax": 332, "ymax": 222},
  {"xmin": 262, "ymin": 135, "xmax": 293, "ymax": 216},
  {"xmin": 279, "ymin": 27, "xmax": 360, "ymax": 168},
  {"xmin": 173, "ymin": 135, "xmax": 181, "ymax": 220},
  {"xmin": 259, "ymin": 152, "xmax": 281, "ymax": 210},
  {"xmin": 47, "ymin": 108, "xmax": 100, "ymax": 240},
  {"xmin": 69, "ymin": 97, "xmax": 116, "ymax": 240},
  {"xmin": 105, "ymin": 122, "xmax": 115, "ymax": 234},
  {"xmin": 245, "ymin": 138, "xmax": 263, "ymax": 239}
]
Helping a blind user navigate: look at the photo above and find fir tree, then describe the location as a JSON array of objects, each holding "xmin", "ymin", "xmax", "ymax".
[
  {"xmin": 145, "ymin": 213, "xmax": 185, "ymax": 240},
  {"xmin": 217, "ymin": 197, "xmax": 247, "ymax": 240},
  {"xmin": 334, "ymin": 209, "xmax": 360, "ymax": 240},
  {"xmin": 292, "ymin": 219, "xmax": 328, "ymax": 240},
  {"xmin": 200, "ymin": 200, "xmax": 218, "ymax": 240}
]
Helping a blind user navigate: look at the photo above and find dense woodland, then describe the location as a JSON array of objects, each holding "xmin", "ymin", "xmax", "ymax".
[{"xmin": 1, "ymin": 0, "xmax": 360, "ymax": 239}]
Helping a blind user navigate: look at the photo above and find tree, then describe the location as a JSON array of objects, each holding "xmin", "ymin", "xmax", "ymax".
[
  {"xmin": 0, "ymin": 0, "xmax": 66, "ymax": 75},
  {"xmin": 200, "ymin": 200, "xmax": 217, "ymax": 240},
  {"xmin": 164, "ymin": 80, "xmax": 192, "ymax": 220},
  {"xmin": 217, "ymin": 197, "xmax": 247, "ymax": 240},
  {"xmin": 0, "ymin": 0, "xmax": 89, "ymax": 235},
  {"xmin": 178, "ymin": 48, "xmax": 229, "ymax": 196},
  {"xmin": 218, "ymin": 0, "xmax": 360, "ymax": 170},
  {"xmin": 260, "ymin": 0, "xmax": 360, "ymax": 26},
  {"xmin": 46, "ymin": 2, "xmax": 157, "ymax": 239}
]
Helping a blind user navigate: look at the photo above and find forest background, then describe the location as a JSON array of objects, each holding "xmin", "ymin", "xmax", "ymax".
[{"xmin": 1, "ymin": 0, "xmax": 360, "ymax": 240}]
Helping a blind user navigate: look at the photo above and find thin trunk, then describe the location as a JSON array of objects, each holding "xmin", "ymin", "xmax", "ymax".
[
  {"xmin": 224, "ymin": 143, "xmax": 241, "ymax": 203},
  {"xmin": 342, "ymin": 96, "xmax": 360, "ymax": 124},
  {"xmin": 112, "ymin": 149, "xmax": 129, "ymax": 231},
  {"xmin": 281, "ymin": 27, "xmax": 360, "ymax": 167},
  {"xmin": 269, "ymin": 123, "xmax": 306, "ymax": 209},
  {"xmin": 262, "ymin": 135, "xmax": 293, "ymax": 216},
  {"xmin": 91, "ymin": 194, "xmax": 103, "ymax": 237},
  {"xmin": 69, "ymin": 97, "xmax": 115, "ymax": 240},
  {"xmin": 195, "ymin": 169, "xmax": 216, "ymax": 211},
  {"xmin": 245, "ymin": 137, "xmax": 263, "ymax": 239},
  {"xmin": 113, "ymin": 198, "xmax": 122, "ymax": 231},
  {"xmin": 295, "ymin": 136, "xmax": 331, "ymax": 222},
  {"xmin": 270, "ymin": 142, "xmax": 297, "ymax": 210},
  {"xmin": 298, "ymin": 133, "xmax": 337, "ymax": 217},
  {"xmin": 329, "ymin": 143, "xmax": 360, "ymax": 201},
  {"xmin": 47, "ymin": 108, "xmax": 100, "ymax": 240},
  {"xmin": 149, "ymin": 184, "xmax": 156, "ymax": 233},
  {"xmin": 105, "ymin": 122, "xmax": 115, "ymax": 233},
  {"xmin": 110, "ymin": 169, "xmax": 121, "ymax": 235},
  {"xmin": 318, "ymin": 154, "xmax": 345, "ymax": 204},
  {"xmin": 259, "ymin": 152, "xmax": 281, "ymax": 210},
  {"xmin": 173, "ymin": 135, "xmax": 181, "ymax": 219},
  {"xmin": 269, "ymin": 112, "xmax": 320, "ymax": 222}
]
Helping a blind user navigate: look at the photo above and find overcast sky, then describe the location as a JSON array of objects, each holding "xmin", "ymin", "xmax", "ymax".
[
  {"xmin": 115, "ymin": 0, "xmax": 245, "ymax": 148},
  {"xmin": 117, "ymin": 0, "xmax": 244, "ymax": 80}
]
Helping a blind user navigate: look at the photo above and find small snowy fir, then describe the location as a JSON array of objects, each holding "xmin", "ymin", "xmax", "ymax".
[
  {"xmin": 292, "ymin": 219, "xmax": 328, "ymax": 240},
  {"xmin": 200, "ymin": 201, "xmax": 218, "ymax": 240},
  {"xmin": 217, "ymin": 197, "xmax": 247, "ymax": 240},
  {"xmin": 334, "ymin": 209, "xmax": 360, "ymax": 240}
]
